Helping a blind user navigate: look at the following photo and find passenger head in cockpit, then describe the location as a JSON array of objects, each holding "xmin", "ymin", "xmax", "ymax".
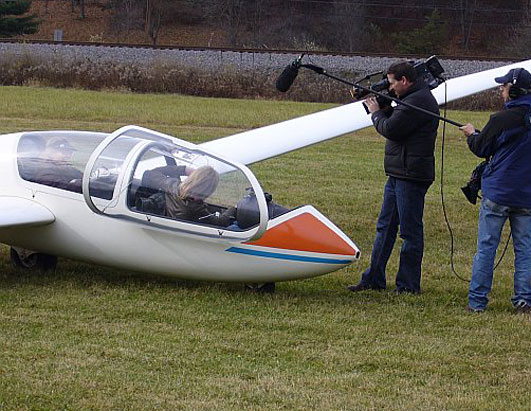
[
  {"xmin": 42, "ymin": 137, "xmax": 77, "ymax": 164},
  {"xmin": 141, "ymin": 164, "xmax": 235, "ymax": 226},
  {"xmin": 32, "ymin": 137, "xmax": 83, "ymax": 192},
  {"xmin": 178, "ymin": 165, "xmax": 220, "ymax": 200}
]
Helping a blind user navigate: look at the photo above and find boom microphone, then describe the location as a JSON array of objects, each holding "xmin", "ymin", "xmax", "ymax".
[{"xmin": 275, "ymin": 55, "xmax": 304, "ymax": 92}]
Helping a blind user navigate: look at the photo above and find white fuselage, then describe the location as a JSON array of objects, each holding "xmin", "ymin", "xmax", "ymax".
[{"xmin": 0, "ymin": 131, "xmax": 359, "ymax": 282}]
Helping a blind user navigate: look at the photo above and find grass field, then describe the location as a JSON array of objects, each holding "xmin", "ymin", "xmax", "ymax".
[{"xmin": 0, "ymin": 86, "xmax": 529, "ymax": 410}]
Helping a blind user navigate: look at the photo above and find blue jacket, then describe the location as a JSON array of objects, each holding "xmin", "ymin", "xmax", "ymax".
[{"xmin": 467, "ymin": 95, "xmax": 531, "ymax": 208}]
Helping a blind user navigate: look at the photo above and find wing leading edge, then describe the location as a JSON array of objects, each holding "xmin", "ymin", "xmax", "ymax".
[
  {"xmin": 0, "ymin": 197, "xmax": 55, "ymax": 229},
  {"xmin": 202, "ymin": 59, "xmax": 531, "ymax": 165}
]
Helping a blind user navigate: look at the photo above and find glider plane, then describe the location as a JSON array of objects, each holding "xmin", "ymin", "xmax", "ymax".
[{"xmin": 0, "ymin": 58, "xmax": 529, "ymax": 289}]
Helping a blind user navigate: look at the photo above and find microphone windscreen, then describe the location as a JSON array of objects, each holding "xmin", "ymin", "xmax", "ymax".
[{"xmin": 276, "ymin": 64, "xmax": 299, "ymax": 92}]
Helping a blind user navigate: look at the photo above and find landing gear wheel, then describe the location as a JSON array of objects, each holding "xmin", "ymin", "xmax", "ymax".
[
  {"xmin": 10, "ymin": 247, "xmax": 58, "ymax": 271},
  {"xmin": 245, "ymin": 282, "xmax": 276, "ymax": 294}
]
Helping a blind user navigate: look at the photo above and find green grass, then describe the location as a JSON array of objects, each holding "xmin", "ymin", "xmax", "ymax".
[{"xmin": 0, "ymin": 87, "xmax": 530, "ymax": 410}]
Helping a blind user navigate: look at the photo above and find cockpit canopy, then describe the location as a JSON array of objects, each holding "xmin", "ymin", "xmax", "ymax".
[
  {"xmin": 17, "ymin": 126, "xmax": 270, "ymax": 240},
  {"xmin": 126, "ymin": 137, "xmax": 256, "ymax": 229},
  {"xmin": 17, "ymin": 131, "xmax": 107, "ymax": 195}
]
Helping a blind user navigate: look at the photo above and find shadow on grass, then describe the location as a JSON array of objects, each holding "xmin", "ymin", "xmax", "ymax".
[
  {"xmin": 0, "ymin": 254, "xmax": 479, "ymax": 316},
  {"xmin": 0, "ymin": 257, "xmax": 223, "ymax": 290},
  {"xmin": 0, "ymin": 255, "xmax": 406, "ymax": 305}
]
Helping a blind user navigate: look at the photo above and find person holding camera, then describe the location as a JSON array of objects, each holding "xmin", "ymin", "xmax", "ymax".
[
  {"xmin": 459, "ymin": 68, "xmax": 531, "ymax": 314},
  {"xmin": 348, "ymin": 61, "xmax": 440, "ymax": 294}
]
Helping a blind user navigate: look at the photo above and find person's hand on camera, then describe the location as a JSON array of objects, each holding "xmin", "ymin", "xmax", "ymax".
[
  {"xmin": 365, "ymin": 96, "xmax": 381, "ymax": 113},
  {"xmin": 459, "ymin": 123, "xmax": 476, "ymax": 137}
]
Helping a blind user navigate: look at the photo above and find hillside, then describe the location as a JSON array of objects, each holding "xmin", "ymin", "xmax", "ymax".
[
  {"xmin": 12, "ymin": 1, "xmax": 529, "ymax": 58},
  {"xmin": 24, "ymin": 0, "xmax": 227, "ymax": 46}
]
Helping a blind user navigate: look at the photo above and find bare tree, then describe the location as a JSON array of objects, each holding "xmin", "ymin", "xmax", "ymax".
[
  {"xmin": 457, "ymin": 0, "xmax": 477, "ymax": 51},
  {"xmin": 504, "ymin": 0, "xmax": 531, "ymax": 57},
  {"xmin": 217, "ymin": 0, "xmax": 246, "ymax": 47},
  {"xmin": 327, "ymin": 0, "xmax": 369, "ymax": 52},
  {"xmin": 70, "ymin": 0, "xmax": 86, "ymax": 19},
  {"xmin": 250, "ymin": 0, "xmax": 263, "ymax": 47},
  {"xmin": 145, "ymin": 0, "xmax": 162, "ymax": 44}
]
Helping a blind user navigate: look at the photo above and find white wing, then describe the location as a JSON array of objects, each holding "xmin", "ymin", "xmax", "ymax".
[
  {"xmin": 0, "ymin": 197, "xmax": 55, "ymax": 228},
  {"xmin": 202, "ymin": 59, "xmax": 531, "ymax": 165}
]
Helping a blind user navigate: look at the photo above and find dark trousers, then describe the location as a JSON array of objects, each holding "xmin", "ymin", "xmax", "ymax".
[{"xmin": 361, "ymin": 176, "xmax": 430, "ymax": 292}]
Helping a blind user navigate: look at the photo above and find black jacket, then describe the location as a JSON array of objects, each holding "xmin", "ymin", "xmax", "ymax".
[
  {"xmin": 371, "ymin": 81, "xmax": 440, "ymax": 182},
  {"xmin": 32, "ymin": 159, "xmax": 83, "ymax": 192}
]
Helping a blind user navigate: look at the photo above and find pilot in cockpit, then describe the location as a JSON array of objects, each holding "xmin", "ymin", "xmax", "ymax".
[
  {"xmin": 141, "ymin": 164, "xmax": 236, "ymax": 226},
  {"xmin": 33, "ymin": 137, "xmax": 83, "ymax": 192}
]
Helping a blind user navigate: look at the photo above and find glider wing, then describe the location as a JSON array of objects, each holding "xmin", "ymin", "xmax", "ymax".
[{"xmin": 202, "ymin": 59, "xmax": 531, "ymax": 165}]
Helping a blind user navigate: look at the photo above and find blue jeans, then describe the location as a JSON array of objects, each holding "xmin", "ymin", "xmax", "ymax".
[
  {"xmin": 469, "ymin": 198, "xmax": 531, "ymax": 311},
  {"xmin": 361, "ymin": 177, "xmax": 430, "ymax": 292}
]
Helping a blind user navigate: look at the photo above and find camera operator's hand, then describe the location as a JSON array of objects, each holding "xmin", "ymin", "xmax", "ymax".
[
  {"xmin": 459, "ymin": 123, "xmax": 476, "ymax": 137},
  {"xmin": 365, "ymin": 96, "xmax": 381, "ymax": 113}
]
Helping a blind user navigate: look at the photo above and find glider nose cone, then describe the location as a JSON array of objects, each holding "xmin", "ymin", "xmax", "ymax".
[{"xmin": 248, "ymin": 206, "xmax": 360, "ymax": 264}]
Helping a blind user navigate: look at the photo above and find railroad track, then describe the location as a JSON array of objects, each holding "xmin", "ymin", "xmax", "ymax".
[{"xmin": 0, "ymin": 37, "xmax": 520, "ymax": 62}]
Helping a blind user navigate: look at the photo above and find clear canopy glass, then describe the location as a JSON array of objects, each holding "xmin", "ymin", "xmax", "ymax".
[{"xmin": 84, "ymin": 126, "xmax": 265, "ymax": 233}]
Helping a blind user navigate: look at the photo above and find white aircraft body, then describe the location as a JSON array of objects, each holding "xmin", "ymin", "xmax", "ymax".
[{"xmin": 0, "ymin": 58, "xmax": 529, "ymax": 286}]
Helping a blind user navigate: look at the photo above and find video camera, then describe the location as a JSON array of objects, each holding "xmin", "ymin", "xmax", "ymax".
[
  {"xmin": 353, "ymin": 55, "xmax": 445, "ymax": 110},
  {"xmin": 461, "ymin": 160, "xmax": 488, "ymax": 205}
]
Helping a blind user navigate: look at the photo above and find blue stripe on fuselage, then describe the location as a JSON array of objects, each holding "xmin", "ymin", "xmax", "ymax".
[{"xmin": 225, "ymin": 247, "xmax": 352, "ymax": 264}]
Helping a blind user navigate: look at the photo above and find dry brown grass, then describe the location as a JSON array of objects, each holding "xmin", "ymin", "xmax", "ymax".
[{"xmin": 0, "ymin": 54, "xmax": 501, "ymax": 110}]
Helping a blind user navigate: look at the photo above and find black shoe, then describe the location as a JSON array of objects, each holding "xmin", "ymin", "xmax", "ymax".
[
  {"xmin": 513, "ymin": 302, "xmax": 531, "ymax": 314},
  {"xmin": 245, "ymin": 282, "xmax": 276, "ymax": 294},
  {"xmin": 347, "ymin": 282, "xmax": 383, "ymax": 292}
]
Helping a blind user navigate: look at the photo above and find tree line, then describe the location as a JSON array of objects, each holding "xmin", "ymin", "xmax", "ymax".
[{"xmin": 3, "ymin": 0, "xmax": 530, "ymax": 58}]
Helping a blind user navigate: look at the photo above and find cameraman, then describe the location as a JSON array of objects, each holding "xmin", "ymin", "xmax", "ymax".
[
  {"xmin": 459, "ymin": 68, "xmax": 531, "ymax": 314},
  {"xmin": 348, "ymin": 61, "xmax": 439, "ymax": 294}
]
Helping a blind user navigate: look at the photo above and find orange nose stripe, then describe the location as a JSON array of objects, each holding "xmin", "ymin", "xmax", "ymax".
[{"xmin": 246, "ymin": 212, "xmax": 355, "ymax": 255}]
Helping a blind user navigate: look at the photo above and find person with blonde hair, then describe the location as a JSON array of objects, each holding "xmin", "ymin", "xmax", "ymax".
[
  {"xmin": 178, "ymin": 166, "xmax": 219, "ymax": 201},
  {"xmin": 142, "ymin": 164, "xmax": 236, "ymax": 226}
]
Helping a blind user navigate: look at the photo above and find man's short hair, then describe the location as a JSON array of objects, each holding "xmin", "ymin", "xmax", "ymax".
[{"xmin": 387, "ymin": 61, "xmax": 417, "ymax": 82}]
